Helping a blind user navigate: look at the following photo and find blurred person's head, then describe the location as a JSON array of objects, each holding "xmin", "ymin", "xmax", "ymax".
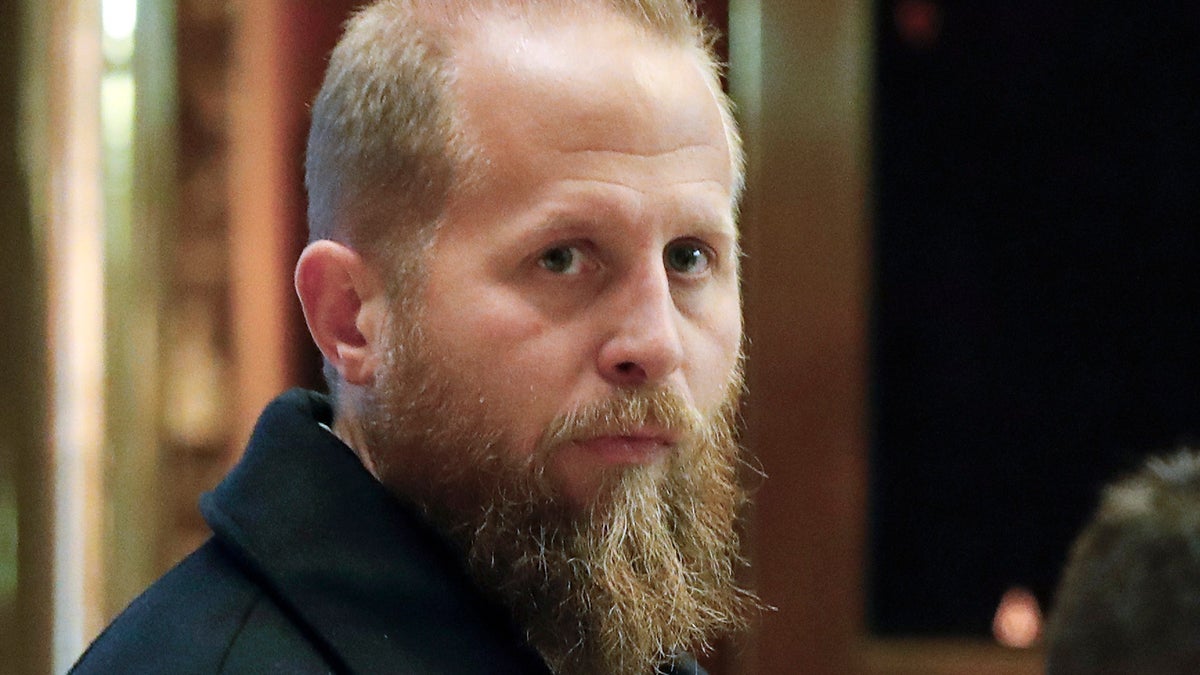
[{"xmin": 1046, "ymin": 449, "xmax": 1200, "ymax": 675}]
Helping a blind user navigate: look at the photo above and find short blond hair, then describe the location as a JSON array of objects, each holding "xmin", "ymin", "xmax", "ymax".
[{"xmin": 306, "ymin": 0, "xmax": 739, "ymax": 260}]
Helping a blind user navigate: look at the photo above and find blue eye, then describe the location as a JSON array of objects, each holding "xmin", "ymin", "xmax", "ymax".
[
  {"xmin": 538, "ymin": 245, "xmax": 582, "ymax": 274},
  {"xmin": 664, "ymin": 240, "xmax": 710, "ymax": 275}
]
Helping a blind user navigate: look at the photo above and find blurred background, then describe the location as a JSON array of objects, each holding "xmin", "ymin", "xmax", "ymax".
[{"xmin": 1, "ymin": 1, "xmax": 1196, "ymax": 673}]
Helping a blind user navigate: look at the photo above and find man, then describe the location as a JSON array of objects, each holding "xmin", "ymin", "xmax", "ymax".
[
  {"xmin": 1046, "ymin": 449, "xmax": 1200, "ymax": 674},
  {"xmin": 72, "ymin": 0, "xmax": 756, "ymax": 673}
]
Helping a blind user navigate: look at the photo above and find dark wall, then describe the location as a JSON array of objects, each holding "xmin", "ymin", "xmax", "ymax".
[{"xmin": 870, "ymin": 0, "xmax": 1200, "ymax": 635}]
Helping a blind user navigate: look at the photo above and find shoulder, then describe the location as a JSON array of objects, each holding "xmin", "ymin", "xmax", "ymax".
[{"xmin": 70, "ymin": 539, "xmax": 331, "ymax": 674}]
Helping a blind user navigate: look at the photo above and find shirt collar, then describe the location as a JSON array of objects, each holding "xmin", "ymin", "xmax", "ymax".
[{"xmin": 201, "ymin": 389, "xmax": 550, "ymax": 674}]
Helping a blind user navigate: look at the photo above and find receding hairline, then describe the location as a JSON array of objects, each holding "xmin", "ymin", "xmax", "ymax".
[
  {"xmin": 370, "ymin": 0, "xmax": 710, "ymax": 38},
  {"xmin": 352, "ymin": 0, "xmax": 742, "ymax": 195},
  {"xmin": 305, "ymin": 0, "xmax": 740, "ymax": 265}
]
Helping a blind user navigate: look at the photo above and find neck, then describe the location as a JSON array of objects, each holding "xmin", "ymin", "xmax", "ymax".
[{"xmin": 331, "ymin": 398, "xmax": 384, "ymax": 482}]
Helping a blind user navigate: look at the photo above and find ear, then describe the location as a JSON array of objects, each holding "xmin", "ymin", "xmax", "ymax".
[{"xmin": 295, "ymin": 241, "xmax": 388, "ymax": 386}]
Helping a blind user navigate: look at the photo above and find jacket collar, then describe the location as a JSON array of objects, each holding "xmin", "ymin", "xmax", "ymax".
[{"xmin": 201, "ymin": 389, "xmax": 551, "ymax": 674}]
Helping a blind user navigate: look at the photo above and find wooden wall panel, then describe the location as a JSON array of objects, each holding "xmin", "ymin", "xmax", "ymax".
[{"xmin": 731, "ymin": 1, "xmax": 874, "ymax": 672}]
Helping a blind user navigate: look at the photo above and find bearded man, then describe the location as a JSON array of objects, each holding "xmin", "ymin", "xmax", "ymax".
[{"xmin": 72, "ymin": 1, "xmax": 757, "ymax": 673}]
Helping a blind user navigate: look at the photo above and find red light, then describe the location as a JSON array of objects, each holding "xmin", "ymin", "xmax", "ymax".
[{"xmin": 894, "ymin": 0, "xmax": 942, "ymax": 50}]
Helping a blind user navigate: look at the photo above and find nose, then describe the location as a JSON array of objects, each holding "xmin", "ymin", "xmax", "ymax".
[{"xmin": 596, "ymin": 264, "xmax": 685, "ymax": 388}]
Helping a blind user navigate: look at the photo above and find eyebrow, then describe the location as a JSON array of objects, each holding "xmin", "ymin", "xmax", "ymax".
[{"xmin": 535, "ymin": 200, "xmax": 735, "ymax": 236}]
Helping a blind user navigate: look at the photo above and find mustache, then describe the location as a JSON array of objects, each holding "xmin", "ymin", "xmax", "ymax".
[{"xmin": 538, "ymin": 388, "xmax": 704, "ymax": 452}]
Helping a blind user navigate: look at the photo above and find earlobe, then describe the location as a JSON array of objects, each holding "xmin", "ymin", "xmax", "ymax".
[{"xmin": 294, "ymin": 241, "xmax": 386, "ymax": 386}]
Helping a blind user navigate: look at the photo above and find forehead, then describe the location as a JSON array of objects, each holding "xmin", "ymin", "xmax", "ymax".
[{"xmin": 449, "ymin": 13, "xmax": 734, "ymax": 190}]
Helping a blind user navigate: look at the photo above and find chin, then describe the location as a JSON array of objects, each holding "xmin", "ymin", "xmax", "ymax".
[{"xmin": 557, "ymin": 460, "xmax": 670, "ymax": 517}]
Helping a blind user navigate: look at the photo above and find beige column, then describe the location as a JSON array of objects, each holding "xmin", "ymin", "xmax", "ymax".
[
  {"xmin": 102, "ymin": 0, "xmax": 176, "ymax": 627},
  {"xmin": 27, "ymin": 1, "xmax": 109, "ymax": 670},
  {"xmin": 730, "ymin": 0, "xmax": 873, "ymax": 672},
  {"xmin": 227, "ymin": 0, "xmax": 299, "ymax": 452}
]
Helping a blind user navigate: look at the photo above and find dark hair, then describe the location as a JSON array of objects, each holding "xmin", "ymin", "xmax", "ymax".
[{"xmin": 1046, "ymin": 449, "xmax": 1200, "ymax": 674}]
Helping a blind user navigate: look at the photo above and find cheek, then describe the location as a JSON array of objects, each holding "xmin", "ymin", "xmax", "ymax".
[
  {"xmin": 687, "ymin": 294, "xmax": 743, "ymax": 411},
  {"xmin": 432, "ymin": 290, "xmax": 548, "ymax": 373},
  {"xmin": 424, "ymin": 286, "xmax": 576, "ymax": 422}
]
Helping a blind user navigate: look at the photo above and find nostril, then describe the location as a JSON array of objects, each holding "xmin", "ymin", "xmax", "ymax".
[{"xmin": 613, "ymin": 361, "xmax": 649, "ymax": 381}]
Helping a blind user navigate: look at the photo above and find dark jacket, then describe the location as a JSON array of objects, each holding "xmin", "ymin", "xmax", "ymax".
[{"xmin": 71, "ymin": 389, "xmax": 706, "ymax": 674}]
